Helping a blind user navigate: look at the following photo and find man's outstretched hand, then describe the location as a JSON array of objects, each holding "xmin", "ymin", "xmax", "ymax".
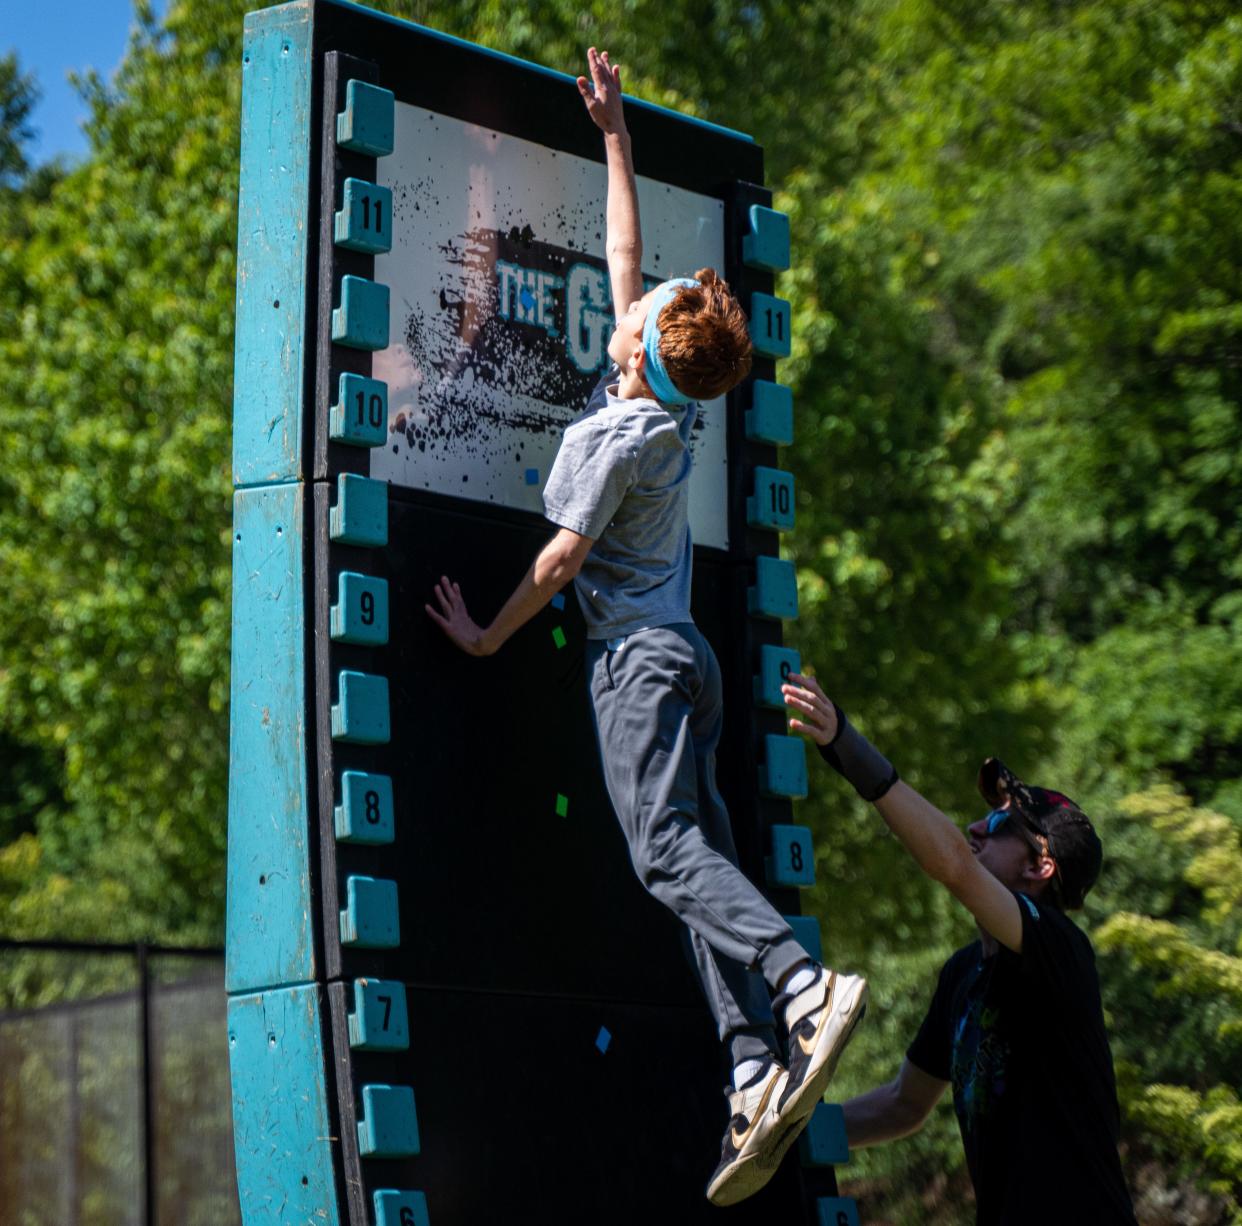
[
  {"xmin": 577, "ymin": 46, "xmax": 626, "ymax": 135},
  {"xmin": 425, "ymin": 576, "xmax": 492, "ymax": 657},
  {"xmin": 783, "ymin": 672, "xmax": 840, "ymax": 745}
]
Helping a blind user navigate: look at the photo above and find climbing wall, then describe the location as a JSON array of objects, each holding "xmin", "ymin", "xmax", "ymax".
[{"xmin": 225, "ymin": 3, "xmax": 858, "ymax": 1223}]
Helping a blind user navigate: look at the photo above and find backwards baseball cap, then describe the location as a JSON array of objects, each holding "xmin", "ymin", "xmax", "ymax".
[{"xmin": 977, "ymin": 758, "xmax": 1103, "ymax": 910}]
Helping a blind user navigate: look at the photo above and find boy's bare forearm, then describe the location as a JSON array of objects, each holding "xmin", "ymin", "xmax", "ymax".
[
  {"xmin": 576, "ymin": 47, "xmax": 645, "ymax": 315},
  {"xmin": 476, "ymin": 528, "xmax": 593, "ymax": 655},
  {"xmin": 604, "ymin": 129, "xmax": 643, "ymax": 318},
  {"xmin": 425, "ymin": 529, "xmax": 592, "ymax": 658},
  {"xmin": 480, "ymin": 543, "xmax": 578, "ymax": 654}
]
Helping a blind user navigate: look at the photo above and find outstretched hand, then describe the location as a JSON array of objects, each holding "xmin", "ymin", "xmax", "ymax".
[
  {"xmin": 425, "ymin": 575, "xmax": 491, "ymax": 657},
  {"xmin": 576, "ymin": 46, "xmax": 626, "ymax": 135},
  {"xmin": 783, "ymin": 672, "xmax": 840, "ymax": 746}
]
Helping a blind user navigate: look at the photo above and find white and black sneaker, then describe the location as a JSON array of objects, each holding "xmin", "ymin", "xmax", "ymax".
[
  {"xmin": 705, "ymin": 1059, "xmax": 789, "ymax": 1207},
  {"xmin": 772, "ymin": 967, "xmax": 868, "ymax": 1131}
]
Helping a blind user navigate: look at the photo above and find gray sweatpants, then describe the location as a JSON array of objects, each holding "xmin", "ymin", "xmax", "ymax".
[{"xmin": 586, "ymin": 623, "xmax": 810, "ymax": 1066}]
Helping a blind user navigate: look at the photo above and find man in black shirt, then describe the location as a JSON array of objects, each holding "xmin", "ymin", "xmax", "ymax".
[{"xmin": 781, "ymin": 671, "xmax": 1138, "ymax": 1226}]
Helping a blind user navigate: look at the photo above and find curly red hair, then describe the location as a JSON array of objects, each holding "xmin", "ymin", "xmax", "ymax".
[{"xmin": 656, "ymin": 268, "xmax": 754, "ymax": 400}]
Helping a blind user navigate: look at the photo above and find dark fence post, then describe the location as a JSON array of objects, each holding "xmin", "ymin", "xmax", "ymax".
[
  {"xmin": 137, "ymin": 942, "xmax": 155, "ymax": 1226},
  {"xmin": 68, "ymin": 1012, "xmax": 81, "ymax": 1226}
]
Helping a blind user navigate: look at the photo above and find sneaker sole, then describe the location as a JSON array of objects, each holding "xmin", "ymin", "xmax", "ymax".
[
  {"xmin": 707, "ymin": 1147, "xmax": 782, "ymax": 1208},
  {"xmin": 753, "ymin": 995, "xmax": 868, "ymax": 1179},
  {"xmin": 706, "ymin": 1074, "xmax": 788, "ymax": 1207},
  {"xmin": 778, "ymin": 976, "xmax": 869, "ymax": 1126}
]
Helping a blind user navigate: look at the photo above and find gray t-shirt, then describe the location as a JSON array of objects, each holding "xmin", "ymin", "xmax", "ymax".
[{"xmin": 543, "ymin": 369, "xmax": 696, "ymax": 639}]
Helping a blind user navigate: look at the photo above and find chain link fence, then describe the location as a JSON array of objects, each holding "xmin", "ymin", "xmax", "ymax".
[{"xmin": 0, "ymin": 940, "xmax": 239, "ymax": 1226}]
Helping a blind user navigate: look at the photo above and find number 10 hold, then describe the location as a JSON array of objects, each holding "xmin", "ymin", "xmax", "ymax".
[{"xmin": 331, "ymin": 372, "xmax": 389, "ymax": 448}]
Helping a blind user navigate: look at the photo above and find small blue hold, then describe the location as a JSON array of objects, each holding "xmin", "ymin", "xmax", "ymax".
[
  {"xmin": 519, "ymin": 287, "xmax": 536, "ymax": 313},
  {"xmin": 525, "ymin": 467, "xmax": 539, "ymax": 485},
  {"xmin": 595, "ymin": 1026, "xmax": 611, "ymax": 1054},
  {"xmin": 551, "ymin": 593, "xmax": 565, "ymax": 611}
]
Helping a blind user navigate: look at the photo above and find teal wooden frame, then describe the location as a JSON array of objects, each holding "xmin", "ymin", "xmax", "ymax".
[{"xmin": 227, "ymin": 5, "xmax": 341, "ymax": 1222}]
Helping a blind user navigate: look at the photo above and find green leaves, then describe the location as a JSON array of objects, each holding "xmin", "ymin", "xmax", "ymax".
[
  {"xmin": 0, "ymin": 2, "xmax": 247, "ymax": 942},
  {"xmin": 1096, "ymin": 788, "xmax": 1242, "ymax": 1218},
  {"xmin": 0, "ymin": 53, "xmax": 39, "ymax": 190}
]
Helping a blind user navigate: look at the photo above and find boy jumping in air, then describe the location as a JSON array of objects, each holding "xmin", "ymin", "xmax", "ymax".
[{"xmin": 426, "ymin": 47, "xmax": 867, "ymax": 1205}]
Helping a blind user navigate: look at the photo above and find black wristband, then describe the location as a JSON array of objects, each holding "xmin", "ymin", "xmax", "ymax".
[{"xmin": 819, "ymin": 702, "xmax": 899, "ymax": 802}]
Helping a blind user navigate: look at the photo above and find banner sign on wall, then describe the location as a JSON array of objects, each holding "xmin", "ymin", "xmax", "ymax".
[{"xmin": 372, "ymin": 106, "xmax": 730, "ymax": 548}]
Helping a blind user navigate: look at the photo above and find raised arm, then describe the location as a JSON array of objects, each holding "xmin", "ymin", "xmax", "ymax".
[
  {"xmin": 577, "ymin": 47, "xmax": 643, "ymax": 319},
  {"xmin": 783, "ymin": 672, "xmax": 1027, "ymax": 952}
]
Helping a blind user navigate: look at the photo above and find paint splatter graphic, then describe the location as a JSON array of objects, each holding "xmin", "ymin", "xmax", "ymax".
[{"xmin": 372, "ymin": 107, "xmax": 730, "ymax": 549}]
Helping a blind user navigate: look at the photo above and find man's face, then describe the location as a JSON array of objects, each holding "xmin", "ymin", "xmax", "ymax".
[
  {"xmin": 607, "ymin": 287, "xmax": 658, "ymax": 370},
  {"xmin": 967, "ymin": 804, "xmax": 1051, "ymax": 893}
]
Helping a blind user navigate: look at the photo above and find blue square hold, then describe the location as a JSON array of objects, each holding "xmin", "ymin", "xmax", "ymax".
[
  {"xmin": 335, "ymin": 178, "xmax": 393, "ymax": 255},
  {"xmin": 330, "ymin": 373, "xmax": 388, "ymax": 448},
  {"xmin": 330, "ymin": 473, "xmax": 388, "ymax": 547},
  {"xmin": 767, "ymin": 823, "xmax": 816, "ymax": 888},
  {"xmin": 754, "ymin": 644, "xmax": 802, "ymax": 710},
  {"xmin": 348, "ymin": 978, "xmax": 409, "ymax": 1051},
  {"xmin": 748, "ymin": 555, "xmax": 799, "ymax": 621},
  {"xmin": 784, "ymin": 914, "xmax": 823, "ymax": 963},
  {"xmin": 332, "ymin": 275, "xmax": 390, "ymax": 351},
  {"xmin": 750, "ymin": 291, "xmax": 792, "ymax": 359},
  {"xmin": 339, "ymin": 875, "xmax": 400, "ymax": 949},
  {"xmin": 334, "ymin": 771, "xmax": 394, "ymax": 845},
  {"xmin": 800, "ymin": 1102, "xmax": 850, "ymax": 1167},
  {"xmin": 331, "ymin": 670, "xmax": 390, "ymax": 745},
  {"xmin": 742, "ymin": 204, "xmax": 791, "ymax": 273},
  {"xmin": 817, "ymin": 1197, "xmax": 860, "ymax": 1226},
  {"xmin": 337, "ymin": 79, "xmax": 395, "ymax": 157},
  {"xmin": 357, "ymin": 1084, "xmax": 419, "ymax": 1158},
  {"xmin": 747, "ymin": 466, "xmax": 796, "ymax": 533},
  {"xmin": 330, "ymin": 572, "xmax": 389, "ymax": 647},
  {"xmin": 745, "ymin": 380, "xmax": 794, "ymax": 446},
  {"xmin": 761, "ymin": 734, "xmax": 808, "ymax": 799},
  {"xmin": 525, "ymin": 467, "xmax": 539, "ymax": 485},
  {"xmin": 374, "ymin": 1191, "xmax": 430, "ymax": 1226}
]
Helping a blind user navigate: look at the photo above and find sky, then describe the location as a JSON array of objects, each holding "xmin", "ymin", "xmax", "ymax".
[{"xmin": 3, "ymin": 0, "xmax": 166, "ymax": 165}]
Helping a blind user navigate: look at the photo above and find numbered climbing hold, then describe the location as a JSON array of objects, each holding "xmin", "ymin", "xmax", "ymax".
[
  {"xmin": 766, "ymin": 823, "xmax": 816, "ymax": 888},
  {"xmin": 334, "ymin": 770, "xmax": 394, "ymax": 844},
  {"xmin": 750, "ymin": 291, "xmax": 791, "ymax": 360},
  {"xmin": 348, "ymin": 978, "xmax": 410, "ymax": 1051},
  {"xmin": 754, "ymin": 644, "xmax": 802, "ymax": 710},
  {"xmin": 330, "ymin": 372, "xmax": 389, "ymax": 448}
]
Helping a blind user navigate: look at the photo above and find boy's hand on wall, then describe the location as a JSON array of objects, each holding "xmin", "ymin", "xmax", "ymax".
[
  {"xmin": 783, "ymin": 672, "xmax": 840, "ymax": 745},
  {"xmin": 425, "ymin": 576, "xmax": 492, "ymax": 656},
  {"xmin": 577, "ymin": 46, "xmax": 626, "ymax": 135}
]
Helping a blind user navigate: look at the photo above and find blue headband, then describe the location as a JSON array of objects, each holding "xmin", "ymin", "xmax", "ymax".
[{"xmin": 642, "ymin": 277, "xmax": 700, "ymax": 406}]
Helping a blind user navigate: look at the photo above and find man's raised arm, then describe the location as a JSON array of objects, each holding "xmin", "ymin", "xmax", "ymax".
[
  {"xmin": 576, "ymin": 46, "xmax": 643, "ymax": 319},
  {"xmin": 782, "ymin": 672, "xmax": 1027, "ymax": 952}
]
